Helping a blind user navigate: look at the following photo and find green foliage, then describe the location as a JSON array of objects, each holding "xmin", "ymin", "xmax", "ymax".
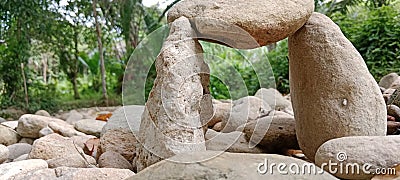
[
  {"xmin": 331, "ymin": 5, "xmax": 400, "ymax": 80},
  {"xmin": 266, "ymin": 40, "xmax": 290, "ymax": 94}
]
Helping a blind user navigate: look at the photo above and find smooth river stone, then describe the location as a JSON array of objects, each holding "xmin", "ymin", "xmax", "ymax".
[
  {"xmin": 167, "ymin": 0, "xmax": 314, "ymax": 49},
  {"xmin": 288, "ymin": 12, "xmax": 386, "ymax": 162}
]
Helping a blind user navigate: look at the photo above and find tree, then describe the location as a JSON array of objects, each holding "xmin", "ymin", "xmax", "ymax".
[{"xmin": 93, "ymin": 0, "xmax": 108, "ymax": 105}]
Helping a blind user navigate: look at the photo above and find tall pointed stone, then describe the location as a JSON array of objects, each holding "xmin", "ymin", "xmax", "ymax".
[
  {"xmin": 288, "ymin": 13, "xmax": 386, "ymax": 162},
  {"xmin": 136, "ymin": 17, "xmax": 211, "ymax": 171}
]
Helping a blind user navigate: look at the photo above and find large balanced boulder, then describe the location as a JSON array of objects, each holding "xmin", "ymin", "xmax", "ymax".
[
  {"xmin": 167, "ymin": 0, "xmax": 314, "ymax": 49},
  {"xmin": 136, "ymin": 16, "xmax": 212, "ymax": 171},
  {"xmin": 288, "ymin": 12, "xmax": 387, "ymax": 161},
  {"xmin": 315, "ymin": 136, "xmax": 400, "ymax": 179},
  {"xmin": 129, "ymin": 151, "xmax": 338, "ymax": 180}
]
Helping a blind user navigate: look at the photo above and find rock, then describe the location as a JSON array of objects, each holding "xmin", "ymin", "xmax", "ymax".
[
  {"xmin": 387, "ymin": 121, "xmax": 400, "ymax": 135},
  {"xmin": 0, "ymin": 117, "xmax": 6, "ymax": 123},
  {"xmin": 130, "ymin": 151, "xmax": 337, "ymax": 179},
  {"xmin": 0, "ymin": 159, "xmax": 48, "ymax": 179},
  {"xmin": 255, "ymin": 88, "xmax": 292, "ymax": 110},
  {"xmin": 83, "ymin": 138, "xmax": 100, "ymax": 159},
  {"xmin": 288, "ymin": 12, "xmax": 387, "ymax": 161},
  {"xmin": 388, "ymin": 105, "xmax": 400, "ymax": 121},
  {"xmin": 243, "ymin": 115, "xmax": 298, "ymax": 153},
  {"xmin": 379, "ymin": 73, "xmax": 399, "ymax": 89},
  {"xmin": 7, "ymin": 143, "xmax": 32, "ymax": 161},
  {"xmin": 17, "ymin": 114, "xmax": 79, "ymax": 138},
  {"xmin": 0, "ymin": 125, "xmax": 20, "ymax": 146},
  {"xmin": 28, "ymin": 133, "xmax": 94, "ymax": 168},
  {"xmin": 48, "ymin": 121, "xmax": 85, "ymax": 137},
  {"xmin": 34, "ymin": 110, "xmax": 51, "ymax": 117},
  {"xmin": 167, "ymin": 0, "xmax": 314, "ymax": 49},
  {"xmin": 0, "ymin": 144, "xmax": 9, "ymax": 164},
  {"xmin": 46, "ymin": 154, "xmax": 96, "ymax": 168},
  {"xmin": 207, "ymin": 102, "xmax": 232, "ymax": 127},
  {"xmin": 12, "ymin": 167, "xmax": 135, "ymax": 180},
  {"xmin": 39, "ymin": 127, "xmax": 54, "ymax": 137},
  {"xmin": 1, "ymin": 121, "xmax": 18, "ymax": 130},
  {"xmin": 221, "ymin": 96, "xmax": 271, "ymax": 133},
  {"xmin": 101, "ymin": 105, "xmax": 145, "ymax": 136},
  {"xmin": 18, "ymin": 138, "xmax": 34, "ymax": 145},
  {"xmin": 205, "ymin": 129, "xmax": 264, "ymax": 153},
  {"xmin": 212, "ymin": 122, "xmax": 223, "ymax": 132},
  {"xmin": 98, "ymin": 151, "xmax": 134, "ymax": 170},
  {"xmin": 99, "ymin": 129, "xmax": 137, "ymax": 162},
  {"xmin": 74, "ymin": 119, "xmax": 106, "ymax": 137},
  {"xmin": 388, "ymin": 87, "xmax": 400, "ymax": 107},
  {"xmin": 70, "ymin": 134, "xmax": 97, "ymax": 149},
  {"xmin": 390, "ymin": 77, "xmax": 400, "ymax": 89},
  {"xmin": 315, "ymin": 136, "xmax": 400, "ymax": 179},
  {"xmin": 136, "ymin": 17, "xmax": 211, "ymax": 171},
  {"xmin": 12, "ymin": 154, "xmax": 28, "ymax": 162},
  {"xmin": 66, "ymin": 110, "xmax": 84, "ymax": 125}
]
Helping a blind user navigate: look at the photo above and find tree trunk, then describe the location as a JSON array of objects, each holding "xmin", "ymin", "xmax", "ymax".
[
  {"xmin": 72, "ymin": 73, "xmax": 80, "ymax": 99},
  {"xmin": 93, "ymin": 0, "xmax": 108, "ymax": 106}
]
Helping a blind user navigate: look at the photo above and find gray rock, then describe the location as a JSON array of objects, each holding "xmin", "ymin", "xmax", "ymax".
[
  {"xmin": 130, "ymin": 151, "xmax": 337, "ymax": 179},
  {"xmin": 167, "ymin": 0, "xmax": 314, "ymax": 49},
  {"xmin": 288, "ymin": 12, "xmax": 387, "ymax": 161},
  {"xmin": 38, "ymin": 127, "xmax": 54, "ymax": 137},
  {"xmin": 98, "ymin": 151, "xmax": 134, "ymax": 170},
  {"xmin": 0, "ymin": 144, "xmax": 9, "ymax": 164},
  {"xmin": 1, "ymin": 121, "xmax": 18, "ymax": 130},
  {"xmin": 0, "ymin": 159, "xmax": 48, "ymax": 179},
  {"xmin": 388, "ymin": 105, "xmax": 400, "ymax": 121},
  {"xmin": 66, "ymin": 110, "xmax": 84, "ymax": 125},
  {"xmin": 0, "ymin": 125, "xmax": 20, "ymax": 146},
  {"xmin": 212, "ymin": 121, "xmax": 223, "ymax": 132},
  {"xmin": 34, "ymin": 110, "xmax": 51, "ymax": 117},
  {"xmin": 18, "ymin": 138, "xmax": 34, "ymax": 145},
  {"xmin": 28, "ymin": 133, "xmax": 94, "ymax": 168},
  {"xmin": 48, "ymin": 121, "xmax": 85, "ymax": 137},
  {"xmin": 74, "ymin": 119, "xmax": 106, "ymax": 137},
  {"xmin": 101, "ymin": 105, "xmax": 145, "ymax": 136},
  {"xmin": 243, "ymin": 115, "xmax": 299, "ymax": 153},
  {"xmin": 99, "ymin": 129, "xmax": 137, "ymax": 162},
  {"xmin": 379, "ymin": 73, "xmax": 399, "ymax": 89},
  {"xmin": 315, "ymin": 136, "xmax": 400, "ymax": 179},
  {"xmin": 46, "ymin": 153, "xmax": 96, "ymax": 168},
  {"xmin": 255, "ymin": 88, "xmax": 292, "ymax": 110},
  {"xmin": 390, "ymin": 77, "xmax": 400, "ymax": 89},
  {"xmin": 17, "ymin": 114, "xmax": 75, "ymax": 138},
  {"xmin": 136, "ymin": 17, "xmax": 210, "ymax": 171},
  {"xmin": 12, "ymin": 154, "xmax": 28, "ymax": 162},
  {"xmin": 221, "ymin": 96, "xmax": 271, "ymax": 133},
  {"xmin": 0, "ymin": 117, "xmax": 6, "ymax": 123},
  {"xmin": 7, "ymin": 143, "xmax": 32, "ymax": 161},
  {"xmin": 207, "ymin": 102, "xmax": 232, "ymax": 127},
  {"xmin": 11, "ymin": 167, "xmax": 135, "ymax": 180},
  {"xmin": 205, "ymin": 129, "xmax": 264, "ymax": 153}
]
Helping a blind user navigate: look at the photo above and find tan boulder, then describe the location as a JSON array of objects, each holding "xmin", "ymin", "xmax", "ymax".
[
  {"xmin": 288, "ymin": 12, "xmax": 387, "ymax": 161},
  {"xmin": 167, "ymin": 0, "xmax": 314, "ymax": 49}
]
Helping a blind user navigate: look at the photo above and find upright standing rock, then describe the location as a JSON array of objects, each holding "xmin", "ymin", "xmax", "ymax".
[
  {"xmin": 136, "ymin": 16, "xmax": 211, "ymax": 171},
  {"xmin": 288, "ymin": 12, "xmax": 386, "ymax": 161}
]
